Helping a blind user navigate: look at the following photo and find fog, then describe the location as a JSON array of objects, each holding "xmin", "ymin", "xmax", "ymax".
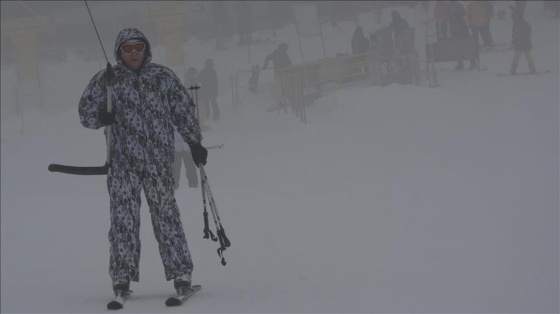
[{"xmin": 1, "ymin": 1, "xmax": 559, "ymax": 313}]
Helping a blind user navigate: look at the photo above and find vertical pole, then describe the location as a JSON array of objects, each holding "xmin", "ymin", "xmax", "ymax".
[
  {"xmin": 294, "ymin": 21, "xmax": 305, "ymax": 63},
  {"xmin": 319, "ymin": 20, "xmax": 327, "ymax": 59},
  {"xmin": 248, "ymin": 38, "xmax": 251, "ymax": 64}
]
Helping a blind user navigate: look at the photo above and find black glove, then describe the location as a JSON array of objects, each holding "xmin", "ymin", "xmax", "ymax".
[
  {"xmin": 189, "ymin": 142, "xmax": 208, "ymax": 167},
  {"xmin": 99, "ymin": 109, "xmax": 116, "ymax": 126}
]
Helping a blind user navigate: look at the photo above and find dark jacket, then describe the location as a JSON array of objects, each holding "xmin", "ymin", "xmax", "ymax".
[
  {"xmin": 263, "ymin": 45, "xmax": 291, "ymax": 70},
  {"xmin": 198, "ymin": 64, "xmax": 218, "ymax": 100},
  {"xmin": 448, "ymin": 1, "xmax": 470, "ymax": 38},
  {"xmin": 351, "ymin": 27, "xmax": 369, "ymax": 54},
  {"xmin": 390, "ymin": 13, "xmax": 410, "ymax": 39},
  {"xmin": 512, "ymin": 16, "xmax": 532, "ymax": 51},
  {"xmin": 79, "ymin": 28, "xmax": 201, "ymax": 172}
]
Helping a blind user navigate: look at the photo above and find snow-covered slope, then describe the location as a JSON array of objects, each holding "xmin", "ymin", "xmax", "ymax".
[{"xmin": 1, "ymin": 1, "xmax": 558, "ymax": 313}]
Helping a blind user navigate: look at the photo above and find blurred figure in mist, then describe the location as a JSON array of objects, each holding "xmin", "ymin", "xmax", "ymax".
[
  {"xmin": 448, "ymin": 0, "xmax": 476, "ymax": 70},
  {"xmin": 249, "ymin": 65, "xmax": 260, "ymax": 94},
  {"xmin": 263, "ymin": 43, "xmax": 292, "ymax": 109},
  {"xmin": 467, "ymin": 1, "xmax": 494, "ymax": 48},
  {"xmin": 235, "ymin": 1, "xmax": 252, "ymax": 45},
  {"xmin": 389, "ymin": 11, "xmax": 410, "ymax": 51},
  {"xmin": 213, "ymin": 2, "xmax": 227, "ymax": 50},
  {"xmin": 510, "ymin": 10, "xmax": 536, "ymax": 74},
  {"xmin": 173, "ymin": 129, "xmax": 198, "ymax": 189},
  {"xmin": 434, "ymin": 0, "xmax": 449, "ymax": 40},
  {"xmin": 198, "ymin": 59, "xmax": 220, "ymax": 121},
  {"xmin": 351, "ymin": 26, "xmax": 369, "ymax": 55},
  {"xmin": 544, "ymin": 1, "xmax": 560, "ymax": 18}
]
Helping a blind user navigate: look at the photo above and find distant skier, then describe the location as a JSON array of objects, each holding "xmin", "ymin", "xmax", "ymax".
[
  {"xmin": 448, "ymin": 0, "xmax": 477, "ymax": 70},
  {"xmin": 263, "ymin": 43, "xmax": 292, "ymax": 109},
  {"xmin": 509, "ymin": 10, "xmax": 536, "ymax": 74},
  {"xmin": 198, "ymin": 58, "xmax": 220, "ymax": 121}
]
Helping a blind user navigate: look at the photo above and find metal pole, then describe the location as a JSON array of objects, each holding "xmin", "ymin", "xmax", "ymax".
[
  {"xmin": 319, "ymin": 19, "xmax": 327, "ymax": 59},
  {"xmin": 293, "ymin": 20, "xmax": 305, "ymax": 63}
]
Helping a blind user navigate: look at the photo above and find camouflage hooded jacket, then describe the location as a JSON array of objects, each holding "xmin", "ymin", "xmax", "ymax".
[{"xmin": 79, "ymin": 28, "xmax": 201, "ymax": 173}]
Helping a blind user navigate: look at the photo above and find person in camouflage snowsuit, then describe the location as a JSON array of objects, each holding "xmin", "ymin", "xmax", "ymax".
[{"xmin": 78, "ymin": 28, "xmax": 207, "ymax": 293}]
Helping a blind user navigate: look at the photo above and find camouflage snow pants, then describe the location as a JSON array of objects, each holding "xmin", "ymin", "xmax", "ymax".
[{"xmin": 107, "ymin": 165, "xmax": 193, "ymax": 283}]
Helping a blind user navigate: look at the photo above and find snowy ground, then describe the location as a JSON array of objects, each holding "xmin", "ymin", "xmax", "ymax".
[{"xmin": 1, "ymin": 1, "xmax": 559, "ymax": 313}]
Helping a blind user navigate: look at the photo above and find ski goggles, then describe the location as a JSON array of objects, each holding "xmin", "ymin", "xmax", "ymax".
[{"xmin": 120, "ymin": 41, "xmax": 146, "ymax": 55}]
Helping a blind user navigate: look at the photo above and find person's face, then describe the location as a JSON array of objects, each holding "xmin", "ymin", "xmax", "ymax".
[{"xmin": 120, "ymin": 41, "xmax": 146, "ymax": 70}]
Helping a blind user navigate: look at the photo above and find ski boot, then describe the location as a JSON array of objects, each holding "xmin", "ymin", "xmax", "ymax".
[{"xmin": 174, "ymin": 274, "xmax": 191, "ymax": 295}]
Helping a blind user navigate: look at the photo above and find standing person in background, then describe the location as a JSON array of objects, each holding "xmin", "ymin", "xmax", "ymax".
[
  {"xmin": 467, "ymin": 1, "xmax": 494, "ymax": 48},
  {"xmin": 263, "ymin": 43, "xmax": 292, "ymax": 110},
  {"xmin": 434, "ymin": 0, "xmax": 449, "ymax": 40},
  {"xmin": 351, "ymin": 26, "xmax": 370, "ymax": 76},
  {"xmin": 213, "ymin": 2, "xmax": 227, "ymax": 50},
  {"xmin": 481, "ymin": 1, "xmax": 495, "ymax": 47},
  {"xmin": 78, "ymin": 28, "xmax": 208, "ymax": 296},
  {"xmin": 173, "ymin": 129, "xmax": 198, "ymax": 189},
  {"xmin": 351, "ymin": 26, "xmax": 369, "ymax": 55},
  {"xmin": 510, "ymin": 10, "xmax": 536, "ymax": 74},
  {"xmin": 389, "ymin": 11, "xmax": 410, "ymax": 51},
  {"xmin": 198, "ymin": 58, "xmax": 220, "ymax": 121},
  {"xmin": 235, "ymin": 1, "xmax": 252, "ymax": 45},
  {"xmin": 448, "ymin": 0, "xmax": 476, "ymax": 70}
]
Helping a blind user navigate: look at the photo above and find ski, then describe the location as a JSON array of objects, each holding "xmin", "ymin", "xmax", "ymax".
[
  {"xmin": 497, "ymin": 70, "xmax": 551, "ymax": 76},
  {"xmin": 441, "ymin": 67, "xmax": 487, "ymax": 72},
  {"xmin": 165, "ymin": 285, "xmax": 201, "ymax": 307},
  {"xmin": 106, "ymin": 290, "xmax": 132, "ymax": 310}
]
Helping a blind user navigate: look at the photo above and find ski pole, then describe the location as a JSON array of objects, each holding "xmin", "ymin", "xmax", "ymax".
[
  {"xmin": 199, "ymin": 165, "xmax": 230, "ymax": 266},
  {"xmin": 201, "ymin": 175, "xmax": 216, "ymax": 242}
]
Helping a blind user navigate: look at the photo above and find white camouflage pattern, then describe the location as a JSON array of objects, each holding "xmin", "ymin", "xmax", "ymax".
[{"xmin": 79, "ymin": 28, "xmax": 198, "ymax": 282}]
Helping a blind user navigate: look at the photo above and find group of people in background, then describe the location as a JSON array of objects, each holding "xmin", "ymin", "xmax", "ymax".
[
  {"xmin": 350, "ymin": 1, "xmax": 541, "ymax": 75},
  {"xmin": 351, "ymin": 10, "xmax": 411, "ymax": 56},
  {"xmin": 434, "ymin": 0, "xmax": 536, "ymax": 73}
]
